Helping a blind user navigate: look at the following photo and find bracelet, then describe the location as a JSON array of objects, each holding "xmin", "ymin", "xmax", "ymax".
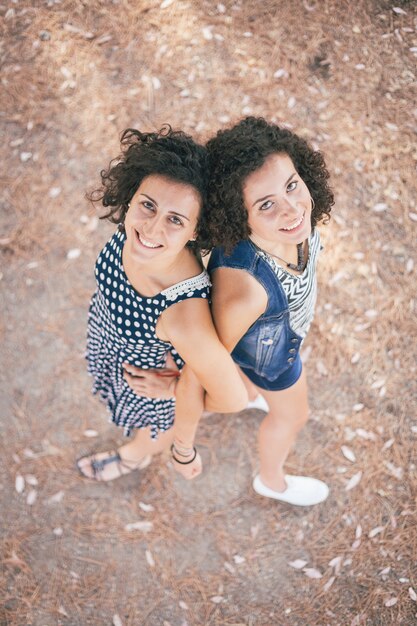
[
  {"xmin": 172, "ymin": 439, "xmax": 194, "ymax": 456},
  {"xmin": 170, "ymin": 444, "xmax": 197, "ymax": 465}
]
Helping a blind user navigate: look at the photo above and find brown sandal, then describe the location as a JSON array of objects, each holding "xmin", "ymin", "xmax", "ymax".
[{"xmin": 76, "ymin": 450, "xmax": 151, "ymax": 481}]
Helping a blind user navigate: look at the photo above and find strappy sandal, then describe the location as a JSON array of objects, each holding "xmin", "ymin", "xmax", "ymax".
[{"xmin": 76, "ymin": 449, "xmax": 152, "ymax": 481}]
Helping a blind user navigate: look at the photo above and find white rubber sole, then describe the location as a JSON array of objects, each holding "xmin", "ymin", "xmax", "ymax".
[{"xmin": 253, "ymin": 474, "xmax": 329, "ymax": 506}]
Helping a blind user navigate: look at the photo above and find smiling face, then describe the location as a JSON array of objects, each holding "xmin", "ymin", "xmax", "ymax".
[
  {"xmin": 124, "ymin": 174, "xmax": 201, "ymax": 264},
  {"xmin": 243, "ymin": 152, "xmax": 313, "ymax": 255}
]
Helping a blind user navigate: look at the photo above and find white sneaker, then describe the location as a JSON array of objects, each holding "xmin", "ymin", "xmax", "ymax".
[
  {"xmin": 246, "ymin": 393, "xmax": 269, "ymax": 412},
  {"xmin": 253, "ymin": 474, "xmax": 329, "ymax": 506}
]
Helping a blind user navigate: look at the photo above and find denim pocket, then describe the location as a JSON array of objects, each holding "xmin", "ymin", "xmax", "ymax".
[{"xmin": 254, "ymin": 316, "xmax": 288, "ymax": 379}]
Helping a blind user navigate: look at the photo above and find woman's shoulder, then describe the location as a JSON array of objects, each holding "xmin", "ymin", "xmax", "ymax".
[
  {"xmin": 208, "ymin": 240, "xmax": 255, "ymax": 272},
  {"xmin": 161, "ymin": 250, "xmax": 210, "ymax": 302},
  {"xmin": 162, "ymin": 269, "xmax": 211, "ymax": 302}
]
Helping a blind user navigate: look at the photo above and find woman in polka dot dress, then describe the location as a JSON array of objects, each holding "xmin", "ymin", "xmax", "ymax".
[{"xmin": 77, "ymin": 127, "xmax": 248, "ymax": 482}]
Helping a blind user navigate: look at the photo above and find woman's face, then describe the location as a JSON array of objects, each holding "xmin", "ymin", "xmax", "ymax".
[
  {"xmin": 242, "ymin": 153, "xmax": 312, "ymax": 250},
  {"xmin": 124, "ymin": 174, "xmax": 201, "ymax": 263}
]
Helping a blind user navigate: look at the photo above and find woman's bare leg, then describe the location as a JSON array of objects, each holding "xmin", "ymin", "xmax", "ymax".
[
  {"xmin": 238, "ymin": 367, "xmax": 259, "ymax": 402},
  {"xmin": 256, "ymin": 369, "xmax": 309, "ymax": 492}
]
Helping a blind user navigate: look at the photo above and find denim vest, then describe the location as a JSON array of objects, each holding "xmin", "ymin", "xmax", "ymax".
[{"xmin": 208, "ymin": 240, "xmax": 303, "ymax": 386}]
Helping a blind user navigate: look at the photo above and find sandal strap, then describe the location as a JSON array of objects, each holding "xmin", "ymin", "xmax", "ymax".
[
  {"xmin": 77, "ymin": 450, "xmax": 151, "ymax": 481},
  {"xmin": 90, "ymin": 451, "xmax": 121, "ymax": 473}
]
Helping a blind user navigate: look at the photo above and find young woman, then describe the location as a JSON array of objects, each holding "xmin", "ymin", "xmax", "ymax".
[
  {"xmin": 199, "ymin": 117, "xmax": 334, "ymax": 505},
  {"xmin": 77, "ymin": 126, "xmax": 248, "ymax": 481}
]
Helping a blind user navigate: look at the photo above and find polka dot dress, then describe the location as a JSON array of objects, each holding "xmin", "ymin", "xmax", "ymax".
[{"xmin": 86, "ymin": 228, "xmax": 211, "ymax": 438}]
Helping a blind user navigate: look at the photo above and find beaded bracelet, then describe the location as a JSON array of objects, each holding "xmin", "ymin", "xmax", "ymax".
[{"xmin": 170, "ymin": 444, "xmax": 197, "ymax": 465}]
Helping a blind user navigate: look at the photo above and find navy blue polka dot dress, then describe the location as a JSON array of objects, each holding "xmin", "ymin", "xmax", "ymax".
[{"xmin": 86, "ymin": 228, "xmax": 211, "ymax": 438}]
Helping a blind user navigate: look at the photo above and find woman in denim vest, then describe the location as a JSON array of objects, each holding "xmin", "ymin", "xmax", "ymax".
[{"xmin": 198, "ymin": 117, "xmax": 334, "ymax": 506}]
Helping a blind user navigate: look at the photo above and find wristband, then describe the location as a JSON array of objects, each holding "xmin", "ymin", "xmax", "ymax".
[{"xmin": 171, "ymin": 445, "xmax": 197, "ymax": 465}]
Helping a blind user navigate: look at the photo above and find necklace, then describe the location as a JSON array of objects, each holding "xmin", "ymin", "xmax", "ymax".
[{"xmin": 252, "ymin": 241, "xmax": 306, "ymax": 272}]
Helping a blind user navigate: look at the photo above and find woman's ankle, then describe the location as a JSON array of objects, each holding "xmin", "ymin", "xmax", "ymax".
[{"xmin": 259, "ymin": 471, "xmax": 287, "ymax": 493}]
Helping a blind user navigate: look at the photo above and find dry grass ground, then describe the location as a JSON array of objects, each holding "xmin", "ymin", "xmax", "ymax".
[{"xmin": 1, "ymin": 0, "xmax": 416, "ymax": 624}]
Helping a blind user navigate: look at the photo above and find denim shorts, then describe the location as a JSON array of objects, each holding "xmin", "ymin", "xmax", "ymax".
[{"xmin": 240, "ymin": 352, "xmax": 302, "ymax": 391}]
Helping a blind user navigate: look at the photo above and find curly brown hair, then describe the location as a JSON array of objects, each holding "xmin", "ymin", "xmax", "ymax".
[
  {"xmin": 199, "ymin": 117, "xmax": 334, "ymax": 253},
  {"xmin": 88, "ymin": 125, "xmax": 208, "ymax": 230}
]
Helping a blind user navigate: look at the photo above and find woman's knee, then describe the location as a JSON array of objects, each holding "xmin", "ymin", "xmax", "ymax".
[{"xmin": 264, "ymin": 407, "xmax": 309, "ymax": 431}]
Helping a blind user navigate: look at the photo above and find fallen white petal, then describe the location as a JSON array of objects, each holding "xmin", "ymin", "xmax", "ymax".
[
  {"xmin": 323, "ymin": 576, "xmax": 335, "ymax": 592},
  {"xmin": 356, "ymin": 428, "xmax": 376, "ymax": 441},
  {"xmin": 113, "ymin": 615, "xmax": 123, "ymax": 626},
  {"xmin": 328, "ymin": 556, "xmax": 342, "ymax": 574},
  {"xmin": 145, "ymin": 549, "xmax": 155, "ymax": 567},
  {"xmin": 371, "ymin": 379, "xmax": 385, "ymax": 389},
  {"xmin": 351, "ymin": 352, "xmax": 360, "ymax": 364},
  {"xmin": 353, "ymin": 403, "xmax": 364, "ymax": 412},
  {"xmin": 383, "ymin": 461, "xmax": 403, "ymax": 480},
  {"xmin": 368, "ymin": 526, "xmax": 385, "ymax": 538},
  {"xmin": 379, "ymin": 566, "xmax": 391, "ymax": 576},
  {"xmin": 381, "ymin": 438, "xmax": 394, "ymax": 451},
  {"xmin": 86, "ymin": 216, "xmax": 99, "ymax": 232},
  {"xmin": 372, "ymin": 202, "xmax": 388, "ymax": 212},
  {"xmin": 15, "ymin": 475, "xmax": 25, "ymax": 494},
  {"xmin": 288, "ymin": 96, "xmax": 296, "ymax": 109},
  {"xmin": 224, "ymin": 561, "xmax": 236, "ymax": 574},
  {"xmin": 67, "ymin": 248, "xmax": 81, "ymax": 260},
  {"xmin": 274, "ymin": 68, "xmax": 288, "ymax": 79},
  {"xmin": 83, "ymin": 429, "xmax": 99, "ymax": 437},
  {"xmin": 392, "ymin": 6, "xmax": 407, "ymax": 14},
  {"xmin": 48, "ymin": 490, "xmax": 65, "ymax": 504},
  {"xmin": 345, "ymin": 471, "xmax": 362, "ymax": 491},
  {"xmin": 26, "ymin": 489, "xmax": 37, "ymax": 505},
  {"xmin": 49, "ymin": 187, "xmax": 61, "ymax": 198},
  {"xmin": 288, "ymin": 559, "xmax": 308, "ymax": 569},
  {"xmin": 409, "ymin": 587, "xmax": 417, "ymax": 602},
  {"xmin": 125, "ymin": 521, "xmax": 153, "ymax": 532},
  {"xmin": 202, "ymin": 26, "xmax": 213, "ymax": 40},
  {"xmin": 179, "ymin": 601, "xmax": 188, "ymax": 610},
  {"xmin": 160, "ymin": 0, "xmax": 175, "ymax": 7},
  {"xmin": 303, "ymin": 567, "xmax": 323, "ymax": 579},
  {"xmin": 139, "ymin": 502, "xmax": 154, "ymax": 512},
  {"xmin": 355, "ymin": 525, "xmax": 362, "ymax": 539},
  {"xmin": 384, "ymin": 597, "xmax": 397, "ymax": 607},
  {"xmin": 341, "ymin": 446, "xmax": 356, "ymax": 462},
  {"xmin": 233, "ymin": 554, "xmax": 245, "ymax": 564},
  {"xmin": 210, "ymin": 596, "xmax": 223, "ymax": 604},
  {"xmin": 26, "ymin": 474, "xmax": 38, "ymax": 486},
  {"xmin": 53, "ymin": 527, "xmax": 63, "ymax": 536},
  {"xmin": 58, "ymin": 606, "xmax": 68, "ymax": 617}
]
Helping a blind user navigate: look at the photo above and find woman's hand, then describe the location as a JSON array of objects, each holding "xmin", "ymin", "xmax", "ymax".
[
  {"xmin": 123, "ymin": 352, "xmax": 180, "ymax": 399},
  {"xmin": 172, "ymin": 449, "xmax": 202, "ymax": 480}
]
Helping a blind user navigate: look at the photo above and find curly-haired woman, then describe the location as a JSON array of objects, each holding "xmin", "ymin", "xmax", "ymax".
[
  {"xmin": 198, "ymin": 116, "xmax": 334, "ymax": 505},
  {"xmin": 77, "ymin": 126, "xmax": 248, "ymax": 481}
]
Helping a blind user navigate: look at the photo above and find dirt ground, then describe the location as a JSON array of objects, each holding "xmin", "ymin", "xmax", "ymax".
[{"xmin": 1, "ymin": 1, "xmax": 416, "ymax": 624}]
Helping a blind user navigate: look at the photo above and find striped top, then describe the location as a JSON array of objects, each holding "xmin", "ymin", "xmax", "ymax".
[{"xmin": 257, "ymin": 229, "xmax": 321, "ymax": 339}]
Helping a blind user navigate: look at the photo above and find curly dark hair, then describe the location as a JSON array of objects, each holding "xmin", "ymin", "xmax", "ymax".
[
  {"xmin": 199, "ymin": 117, "xmax": 334, "ymax": 253},
  {"xmin": 88, "ymin": 125, "xmax": 208, "ymax": 230}
]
